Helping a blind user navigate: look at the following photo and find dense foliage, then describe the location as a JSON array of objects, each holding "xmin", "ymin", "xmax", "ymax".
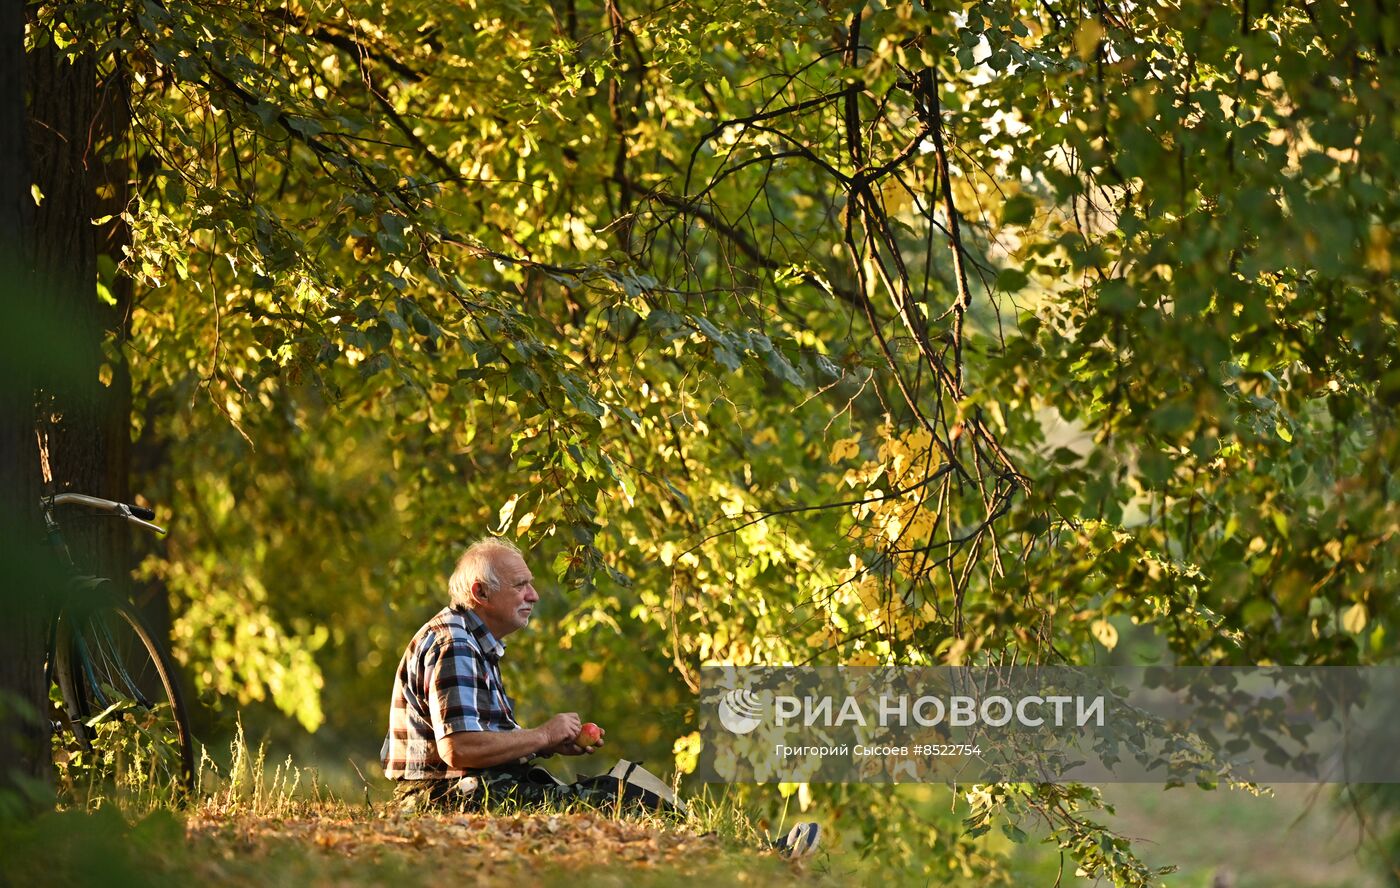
[{"xmin": 28, "ymin": 0, "xmax": 1400, "ymax": 881}]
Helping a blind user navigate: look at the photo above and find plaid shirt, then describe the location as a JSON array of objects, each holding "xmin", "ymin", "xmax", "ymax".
[{"xmin": 381, "ymin": 606, "xmax": 522, "ymax": 780}]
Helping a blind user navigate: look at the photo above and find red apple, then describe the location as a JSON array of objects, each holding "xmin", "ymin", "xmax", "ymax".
[{"xmin": 577, "ymin": 722, "xmax": 603, "ymax": 748}]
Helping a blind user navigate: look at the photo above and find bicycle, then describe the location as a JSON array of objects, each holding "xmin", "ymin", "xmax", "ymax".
[{"xmin": 42, "ymin": 492, "xmax": 195, "ymax": 801}]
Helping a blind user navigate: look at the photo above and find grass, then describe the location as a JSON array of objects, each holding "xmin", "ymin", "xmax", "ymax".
[
  {"xmin": 17, "ymin": 724, "xmax": 1396, "ymax": 887},
  {"xmin": 7, "ymin": 726, "xmax": 845, "ymax": 888}
]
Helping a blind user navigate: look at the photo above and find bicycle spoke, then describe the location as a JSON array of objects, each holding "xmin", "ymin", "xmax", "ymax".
[
  {"xmin": 87, "ymin": 611, "xmax": 158, "ymax": 711},
  {"xmin": 53, "ymin": 601, "xmax": 194, "ymax": 806}
]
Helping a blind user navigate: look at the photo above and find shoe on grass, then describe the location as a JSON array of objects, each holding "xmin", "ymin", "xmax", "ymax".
[{"xmin": 772, "ymin": 821, "xmax": 821, "ymax": 859}]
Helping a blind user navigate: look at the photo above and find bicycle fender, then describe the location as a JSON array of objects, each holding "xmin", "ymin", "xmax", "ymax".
[{"xmin": 69, "ymin": 575, "xmax": 113, "ymax": 594}]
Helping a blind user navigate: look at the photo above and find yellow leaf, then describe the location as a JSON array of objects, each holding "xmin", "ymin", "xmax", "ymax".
[
  {"xmin": 752, "ymin": 427, "xmax": 780, "ymax": 446},
  {"xmin": 879, "ymin": 180, "xmax": 913, "ymax": 217},
  {"xmin": 856, "ymin": 578, "xmax": 883, "ymax": 612},
  {"xmin": 829, "ymin": 435, "xmax": 861, "ymax": 463},
  {"xmin": 497, "ymin": 494, "xmax": 519, "ymax": 531},
  {"xmin": 1367, "ymin": 225, "xmax": 1391, "ymax": 273},
  {"xmin": 884, "ymin": 513, "xmax": 904, "ymax": 543},
  {"xmin": 673, "ymin": 732, "xmax": 700, "ymax": 775},
  {"xmin": 1342, "ymin": 603, "xmax": 1368, "ymax": 634},
  {"xmin": 1075, "ymin": 20, "xmax": 1103, "ymax": 60},
  {"xmin": 515, "ymin": 511, "xmax": 535, "ymax": 536},
  {"xmin": 1091, "ymin": 619, "xmax": 1118, "ymax": 651}
]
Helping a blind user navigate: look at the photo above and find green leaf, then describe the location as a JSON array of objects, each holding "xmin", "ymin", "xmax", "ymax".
[
  {"xmin": 357, "ymin": 353, "xmax": 391, "ymax": 378},
  {"xmin": 1000, "ymin": 822, "xmax": 1028, "ymax": 843},
  {"xmin": 384, "ymin": 310, "xmax": 410, "ymax": 333},
  {"xmin": 712, "ymin": 344, "xmax": 741, "ymax": 372},
  {"xmin": 250, "ymin": 100, "xmax": 281, "ymax": 129},
  {"xmin": 286, "ymin": 116, "xmax": 324, "ymax": 139},
  {"xmin": 996, "ymin": 267, "xmax": 1029, "ymax": 292},
  {"xmin": 1001, "ymin": 194, "xmax": 1036, "ymax": 225},
  {"xmin": 364, "ymin": 322, "xmax": 392, "ymax": 351},
  {"xmin": 560, "ymin": 374, "xmax": 605, "ymax": 418},
  {"xmin": 509, "ymin": 364, "xmax": 541, "ymax": 393},
  {"xmin": 693, "ymin": 315, "xmax": 730, "ymax": 345},
  {"xmin": 1097, "ymin": 280, "xmax": 1138, "ymax": 314}
]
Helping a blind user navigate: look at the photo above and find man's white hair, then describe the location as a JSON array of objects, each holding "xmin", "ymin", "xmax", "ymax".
[{"xmin": 449, "ymin": 536, "xmax": 522, "ymax": 610}]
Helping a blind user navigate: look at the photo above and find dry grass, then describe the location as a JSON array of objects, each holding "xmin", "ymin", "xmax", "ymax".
[{"xmin": 9, "ymin": 726, "xmax": 837, "ymax": 888}]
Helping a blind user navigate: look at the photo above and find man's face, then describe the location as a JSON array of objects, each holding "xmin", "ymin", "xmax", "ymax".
[{"xmin": 474, "ymin": 552, "xmax": 539, "ymax": 638}]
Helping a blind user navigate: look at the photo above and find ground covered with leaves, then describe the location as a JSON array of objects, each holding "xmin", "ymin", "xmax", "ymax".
[{"xmin": 3, "ymin": 806, "xmax": 835, "ymax": 888}]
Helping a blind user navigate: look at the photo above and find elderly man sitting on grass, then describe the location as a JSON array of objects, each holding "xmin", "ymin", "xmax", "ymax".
[
  {"xmin": 380, "ymin": 536, "xmax": 624, "ymax": 813},
  {"xmin": 379, "ymin": 537, "xmax": 821, "ymax": 858}
]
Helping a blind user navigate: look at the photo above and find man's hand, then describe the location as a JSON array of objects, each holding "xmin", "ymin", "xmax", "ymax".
[
  {"xmin": 542, "ymin": 725, "xmax": 606, "ymax": 757},
  {"xmin": 538, "ymin": 712, "xmax": 582, "ymax": 747}
]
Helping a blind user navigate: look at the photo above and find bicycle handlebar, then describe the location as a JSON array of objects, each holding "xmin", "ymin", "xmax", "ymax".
[{"xmin": 47, "ymin": 493, "xmax": 167, "ymax": 536}]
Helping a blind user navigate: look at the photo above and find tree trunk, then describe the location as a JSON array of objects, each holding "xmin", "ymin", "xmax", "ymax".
[
  {"xmin": 0, "ymin": 10, "xmax": 138, "ymax": 801},
  {"xmin": 0, "ymin": 0, "xmax": 50, "ymax": 798},
  {"xmin": 28, "ymin": 39, "xmax": 132, "ymax": 584}
]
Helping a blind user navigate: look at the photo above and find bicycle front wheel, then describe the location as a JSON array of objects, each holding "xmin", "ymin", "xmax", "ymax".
[{"xmin": 56, "ymin": 597, "xmax": 195, "ymax": 801}]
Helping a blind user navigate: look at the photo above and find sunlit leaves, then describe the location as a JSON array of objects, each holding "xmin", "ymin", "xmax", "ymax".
[{"xmin": 38, "ymin": 0, "xmax": 1400, "ymax": 879}]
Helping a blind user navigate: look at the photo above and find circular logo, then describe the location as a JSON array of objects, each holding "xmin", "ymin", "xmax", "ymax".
[{"xmin": 717, "ymin": 688, "xmax": 764, "ymax": 734}]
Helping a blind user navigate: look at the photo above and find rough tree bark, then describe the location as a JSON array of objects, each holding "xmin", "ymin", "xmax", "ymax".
[
  {"xmin": 0, "ymin": 0, "xmax": 50, "ymax": 797},
  {"xmin": 29, "ymin": 36, "xmax": 134, "ymax": 587},
  {"xmin": 0, "ymin": 7, "xmax": 137, "ymax": 801}
]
